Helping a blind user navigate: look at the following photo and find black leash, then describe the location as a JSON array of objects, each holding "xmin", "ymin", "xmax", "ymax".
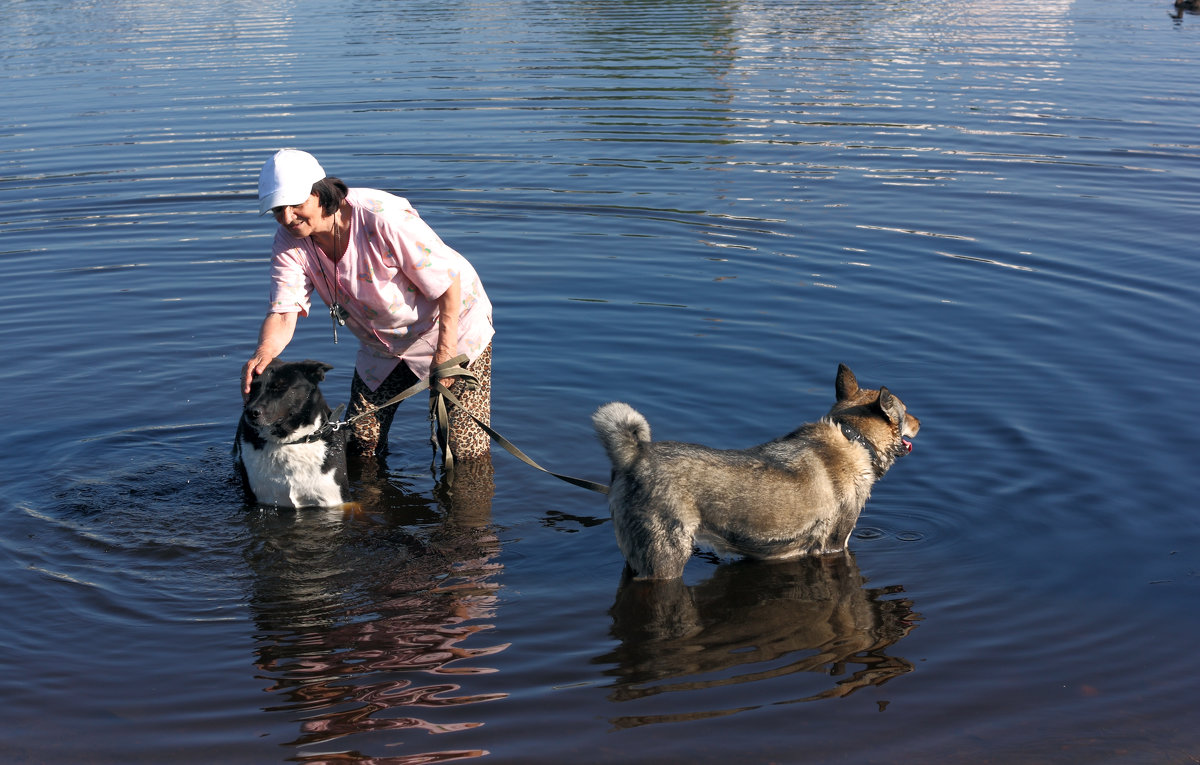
[
  {"xmin": 428, "ymin": 362, "xmax": 609, "ymax": 494},
  {"xmin": 308, "ymin": 354, "xmax": 609, "ymax": 494}
]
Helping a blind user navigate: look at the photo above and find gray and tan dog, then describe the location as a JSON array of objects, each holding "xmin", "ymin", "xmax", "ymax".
[{"xmin": 592, "ymin": 364, "xmax": 920, "ymax": 580}]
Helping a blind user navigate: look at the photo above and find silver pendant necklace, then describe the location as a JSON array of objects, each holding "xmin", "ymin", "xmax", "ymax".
[{"xmin": 317, "ymin": 208, "xmax": 349, "ymax": 343}]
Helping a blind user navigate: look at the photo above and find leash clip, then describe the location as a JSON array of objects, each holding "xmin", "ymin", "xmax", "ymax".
[{"xmin": 326, "ymin": 403, "xmax": 348, "ymax": 431}]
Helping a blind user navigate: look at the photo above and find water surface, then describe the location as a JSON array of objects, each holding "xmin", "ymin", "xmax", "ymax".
[{"xmin": 2, "ymin": 0, "xmax": 1199, "ymax": 763}]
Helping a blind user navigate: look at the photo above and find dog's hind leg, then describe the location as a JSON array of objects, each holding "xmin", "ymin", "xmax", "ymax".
[{"xmin": 612, "ymin": 506, "xmax": 696, "ymax": 580}]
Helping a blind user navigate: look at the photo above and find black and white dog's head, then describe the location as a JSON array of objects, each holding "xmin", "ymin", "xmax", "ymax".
[
  {"xmin": 241, "ymin": 359, "xmax": 334, "ymax": 442},
  {"xmin": 235, "ymin": 359, "xmax": 350, "ymax": 509}
]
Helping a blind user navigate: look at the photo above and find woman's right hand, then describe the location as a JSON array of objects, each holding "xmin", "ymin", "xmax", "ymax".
[
  {"xmin": 242, "ymin": 353, "xmax": 274, "ymax": 399},
  {"xmin": 242, "ymin": 312, "xmax": 299, "ymax": 399}
]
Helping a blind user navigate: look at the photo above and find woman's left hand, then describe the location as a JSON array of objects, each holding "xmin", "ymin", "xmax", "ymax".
[{"xmin": 432, "ymin": 349, "xmax": 458, "ymax": 389}]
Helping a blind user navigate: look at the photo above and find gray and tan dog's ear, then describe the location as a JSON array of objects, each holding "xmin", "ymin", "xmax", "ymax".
[
  {"xmin": 835, "ymin": 363, "xmax": 859, "ymax": 402},
  {"xmin": 877, "ymin": 387, "xmax": 905, "ymax": 424}
]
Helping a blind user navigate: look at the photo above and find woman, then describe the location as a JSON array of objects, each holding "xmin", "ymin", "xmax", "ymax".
[{"xmin": 242, "ymin": 149, "xmax": 494, "ymax": 461}]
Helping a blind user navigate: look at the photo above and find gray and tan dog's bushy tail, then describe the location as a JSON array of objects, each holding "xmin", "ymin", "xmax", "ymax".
[{"xmin": 592, "ymin": 402, "xmax": 650, "ymax": 470}]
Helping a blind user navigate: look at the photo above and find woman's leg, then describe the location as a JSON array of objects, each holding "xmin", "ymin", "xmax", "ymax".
[
  {"xmin": 447, "ymin": 343, "xmax": 492, "ymax": 459},
  {"xmin": 347, "ymin": 362, "xmax": 420, "ymax": 458}
]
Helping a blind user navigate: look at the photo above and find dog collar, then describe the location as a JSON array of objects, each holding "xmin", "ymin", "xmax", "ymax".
[
  {"xmin": 837, "ymin": 421, "xmax": 880, "ymax": 468},
  {"xmin": 295, "ymin": 403, "xmax": 348, "ymax": 444}
]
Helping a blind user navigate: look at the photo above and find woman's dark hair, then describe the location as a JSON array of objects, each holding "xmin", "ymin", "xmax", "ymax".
[{"xmin": 312, "ymin": 176, "xmax": 348, "ymax": 215}]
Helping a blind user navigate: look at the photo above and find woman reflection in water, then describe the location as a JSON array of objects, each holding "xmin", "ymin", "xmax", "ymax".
[{"xmin": 242, "ymin": 149, "xmax": 494, "ymax": 463}]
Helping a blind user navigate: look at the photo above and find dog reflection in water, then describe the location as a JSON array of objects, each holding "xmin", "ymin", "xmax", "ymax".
[
  {"xmin": 600, "ymin": 551, "xmax": 919, "ymax": 720},
  {"xmin": 245, "ymin": 457, "xmax": 505, "ymax": 757}
]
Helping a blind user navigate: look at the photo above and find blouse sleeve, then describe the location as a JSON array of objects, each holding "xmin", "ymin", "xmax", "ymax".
[{"xmin": 267, "ymin": 229, "xmax": 315, "ymax": 316}]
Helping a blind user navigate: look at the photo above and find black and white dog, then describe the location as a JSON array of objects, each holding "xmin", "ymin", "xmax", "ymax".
[{"xmin": 234, "ymin": 359, "xmax": 351, "ymax": 509}]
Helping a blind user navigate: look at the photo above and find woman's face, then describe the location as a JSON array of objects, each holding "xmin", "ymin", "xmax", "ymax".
[{"xmin": 272, "ymin": 193, "xmax": 326, "ymax": 238}]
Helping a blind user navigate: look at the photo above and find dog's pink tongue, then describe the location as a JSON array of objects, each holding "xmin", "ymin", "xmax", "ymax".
[{"xmin": 903, "ymin": 438, "xmax": 913, "ymax": 454}]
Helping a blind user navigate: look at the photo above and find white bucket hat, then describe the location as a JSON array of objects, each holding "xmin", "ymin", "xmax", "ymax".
[{"xmin": 257, "ymin": 149, "xmax": 326, "ymax": 215}]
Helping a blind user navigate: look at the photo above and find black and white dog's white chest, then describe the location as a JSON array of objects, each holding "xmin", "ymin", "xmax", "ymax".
[
  {"xmin": 236, "ymin": 422, "xmax": 348, "ymax": 508},
  {"xmin": 234, "ymin": 359, "xmax": 350, "ymax": 509}
]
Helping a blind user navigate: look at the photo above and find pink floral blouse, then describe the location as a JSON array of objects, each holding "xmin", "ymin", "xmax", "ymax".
[{"xmin": 268, "ymin": 188, "xmax": 493, "ymax": 390}]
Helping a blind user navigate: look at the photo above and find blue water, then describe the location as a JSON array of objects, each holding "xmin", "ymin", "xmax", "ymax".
[{"xmin": 2, "ymin": 0, "xmax": 1199, "ymax": 763}]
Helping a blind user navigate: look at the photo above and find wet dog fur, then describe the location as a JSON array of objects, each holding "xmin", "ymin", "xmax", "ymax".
[
  {"xmin": 592, "ymin": 364, "xmax": 920, "ymax": 580},
  {"xmin": 234, "ymin": 359, "xmax": 351, "ymax": 509}
]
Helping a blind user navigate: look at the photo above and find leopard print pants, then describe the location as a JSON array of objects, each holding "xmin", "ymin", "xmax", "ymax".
[{"xmin": 347, "ymin": 343, "xmax": 493, "ymax": 460}]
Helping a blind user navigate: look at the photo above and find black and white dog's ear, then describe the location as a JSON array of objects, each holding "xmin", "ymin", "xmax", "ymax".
[{"xmin": 298, "ymin": 360, "xmax": 334, "ymax": 382}]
